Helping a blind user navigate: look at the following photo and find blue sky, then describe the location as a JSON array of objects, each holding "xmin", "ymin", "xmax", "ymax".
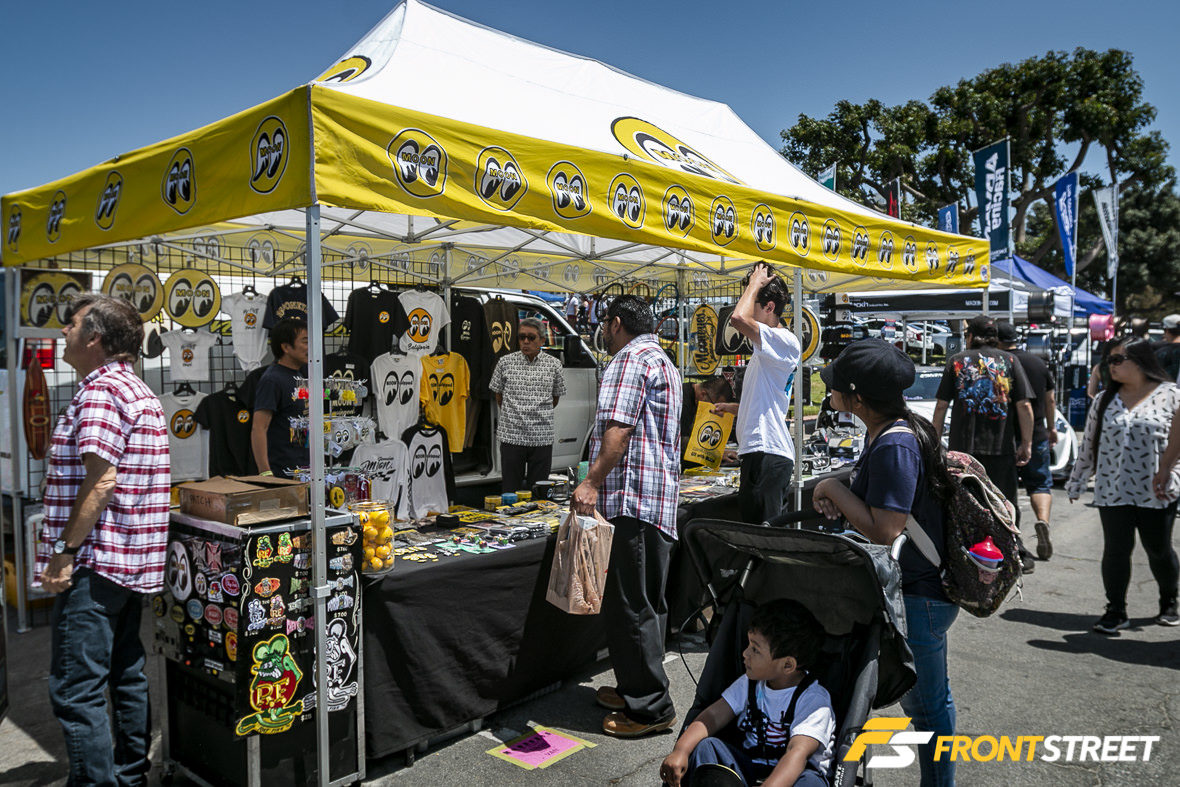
[{"xmin": 1, "ymin": 0, "xmax": 1176, "ymax": 197}]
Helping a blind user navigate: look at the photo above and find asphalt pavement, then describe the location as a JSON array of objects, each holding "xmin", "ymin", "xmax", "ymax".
[{"xmin": 3, "ymin": 485, "xmax": 1178, "ymax": 786}]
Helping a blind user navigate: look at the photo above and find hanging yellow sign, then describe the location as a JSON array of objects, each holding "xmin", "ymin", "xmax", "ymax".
[
  {"xmin": 164, "ymin": 268, "xmax": 222, "ymax": 327},
  {"xmin": 103, "ymin": 263, "xmax": 164, "ymax": 321},
  {"xmin": 684, "ymin": 401, "xmax": 733, "ymax": 470},
  {"xmin": 20, "ymin": 270, "xmax": 92, "ymax": 329},
  {"xmin": 784, "ymin": 304, "xmax": 823, "ymax": 364},
  {"xmin": 691, "ymin": 304, "xmax": 719, "ymax": 374}
]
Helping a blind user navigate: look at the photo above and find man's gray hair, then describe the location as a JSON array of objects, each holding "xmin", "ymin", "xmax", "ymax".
[
  {"xmin": 519, "ymin": 317, "xmax": 545, "ymax": 335},
  {"xmin": 63, "ymin": 293, "xmax": 143, "ymax": 362}
]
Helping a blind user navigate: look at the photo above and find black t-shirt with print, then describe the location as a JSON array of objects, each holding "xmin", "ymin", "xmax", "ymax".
[
  {"xmin": 937, "ymin": 347, "xmax": 1031, "ymax": 456},
  {"xmin": 344, "ymin": 286, "xmax": 405, "ymax": 364},
  {"xmin": 325, "ymin": 350, "xmax": 369, "ymax": 418},
  {"xmin": 483, "ymin": 297, "xmax": 519, "ymax": 362},
  {"xmin": 451, "ymin": 295, "xmax": 491, "ymax": 398},
  {"xmin": 263, "ymin": 282, "xmax": 340, "ymax": 329},
  {"xmin": 195, "ymin": 390, "xmax": 257, "ymax": 476}
]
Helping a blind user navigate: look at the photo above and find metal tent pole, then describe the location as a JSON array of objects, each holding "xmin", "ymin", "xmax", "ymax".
[
  {"xmin": 793, "ymin": 268, "xmax": 804, "ymax": 513},
  {"xmin": 305, "ymin": 206, "xmax": 331, "ymax": 787},
  {"xmin": 6, "ymin": 268, "xmax": 28, "ymax": 631}
]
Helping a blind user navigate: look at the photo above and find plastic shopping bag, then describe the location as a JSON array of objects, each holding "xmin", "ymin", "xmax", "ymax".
[{"xmin": 545, "ymin": 509, "xmax": 615, "ymax": 615}]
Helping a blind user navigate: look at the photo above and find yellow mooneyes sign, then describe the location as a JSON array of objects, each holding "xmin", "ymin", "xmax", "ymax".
[{"xmin": 684, "ymin": 401, "xmax": 734, "ymax": 470}]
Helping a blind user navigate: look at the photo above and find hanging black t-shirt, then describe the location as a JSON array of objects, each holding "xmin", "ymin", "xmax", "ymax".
[
  {"xmin": 263, "ymin": 282, "xmax": 340, "ymax": 329},
  {"xmin": 195, "ymin": 389, "xmax": 257, "ymax": 476},
  {"xmin": 253, "ymin": 363, "xmax": 310, "ymax": 478},
  {"xmin": 680, "ymin": 381, "xmax": 699, "ymax": 440},
  {"xmin": 1155, "ymin": 342, "xmax": 1180, "ymax": 381},
  {"xmin": 343, "ymin": 286, "xmax": 405, "ymax": 363},
  {"xmin": 451, "ymin": 295, "xmax": 491, "ymax": 398},
  {"xmin": 483, "ymin": 297, "xmax": 519, "ymax": 362},
  {"xmin": 238, "ymin": 365, "xmax": 269, "ymax": 411},
  {"xmin": 1008, "ymin": 348, "xmax": 1054, "ymax": 443},
  {"xmin": 325, "ymin": 350, "xmax": 369, "ymax": 418},
  {"xmin": 936, "ymin": 347, "xmax": 1031, "ymax": 456}
]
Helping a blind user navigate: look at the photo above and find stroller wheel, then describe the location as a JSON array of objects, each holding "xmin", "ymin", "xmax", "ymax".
[{"xmin": 690, "ymin": 763, "xmax": 746, "ymax": 787}]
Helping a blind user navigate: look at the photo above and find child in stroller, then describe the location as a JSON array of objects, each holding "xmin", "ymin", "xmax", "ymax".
[{"xmin": 660, "ymin": 599, "xmax": 835, "ymax": 787}]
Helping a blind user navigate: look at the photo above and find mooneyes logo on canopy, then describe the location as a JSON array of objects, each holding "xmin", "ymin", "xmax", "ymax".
[
  {"xmin": 751, "ymin": 204, "xmax": 776, "ymax": 252},
  {"xmin": 546, "ymin": 161, "xmax": 590, "ymax": 219},
  {"xmin": 47, "ymin": 191, "xmax": 66, "ymax": 243},
  {"xmin": 95, "ymin": 171, "xmax": 123, "ymax": 230},
  {"xmin": 662, "ymin": 185, "xmax": 694, "ymax": 238},
  {"xmin": 709, "ymin": 196, "xmax": 736, "ymax": 246},
  {"xmin": 250, "ymin": 116, "xmax": 288, "ymax": 194},
  {"xmin": 611, "ymin": 117, "xmax": 742, "ymax": 185},
  {"xmin": 162, "ymin": 148, "xmax": 196, "ymax": 214},
  {"xmin": 388, "ymin": 129, "xmax": 448, "ymax": 199},
  {"xmin": 476, "ymin": 146, "xmax": 527, "ymax": 211},
  {"xmin": 317, "ymin": 55, "xmax": 372, "ymax": 83},
  {"xmin": 609, "ymin": 174, "xmax": 645, "ymax": 229}
]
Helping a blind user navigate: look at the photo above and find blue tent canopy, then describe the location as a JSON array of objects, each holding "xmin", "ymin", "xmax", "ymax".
[{"xmin": 1000, "ymin": 256, "xmax": 1112, "ymax": 316}]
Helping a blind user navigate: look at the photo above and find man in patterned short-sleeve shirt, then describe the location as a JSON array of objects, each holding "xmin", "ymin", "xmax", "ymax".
[
  {"xmin": 35, "ymin": 293, "xmax": 170, "ymax": 785},
  {"xmin": 573, "ymin": 294, "xmax": 682, "ymax": 738},
  {"xmin": 489, "ymin": 317, "xmax": 567, "ymax": 492}
]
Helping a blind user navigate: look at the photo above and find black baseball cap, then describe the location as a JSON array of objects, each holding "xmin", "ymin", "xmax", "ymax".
[
  {"xmin": 996, "ymin": 320, "xmax": 1018, "ymax": 343},
  {"xmin": 820, "ymin": 338, "xmax": 915, "ymax": 400}
]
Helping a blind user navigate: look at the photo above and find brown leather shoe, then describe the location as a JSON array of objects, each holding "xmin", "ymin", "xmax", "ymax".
[
  {"xmin": 595, "ymin": 686, "xmax": 625, "ymax": 711},
  {"xmin": 602, "ymin": 711, "xmax": 676, "ymax": 738}
]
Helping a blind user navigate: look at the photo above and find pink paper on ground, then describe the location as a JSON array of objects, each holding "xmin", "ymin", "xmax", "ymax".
[{"xmin": 500, "ymin": 729, "xmax": 582, "ymax": 767}]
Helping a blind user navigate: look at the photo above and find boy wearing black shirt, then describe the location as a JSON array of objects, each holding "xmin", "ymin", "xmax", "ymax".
[{"xmin": 252, "ymin": 319, "xmax": 310, "ymax": 478}]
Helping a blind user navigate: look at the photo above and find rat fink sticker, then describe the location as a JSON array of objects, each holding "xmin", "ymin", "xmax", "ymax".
[{"xmin": 235, "ymin": 634, "xmax": 304, "ymax": 736}]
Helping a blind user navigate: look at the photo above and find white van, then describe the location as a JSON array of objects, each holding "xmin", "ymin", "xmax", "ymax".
[{"xmin": 450, "ymin": 289, "xmax": 597, "ymax": 488}]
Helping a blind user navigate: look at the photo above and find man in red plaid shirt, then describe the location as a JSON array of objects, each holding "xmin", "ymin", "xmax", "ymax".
[
  {"xmin": 573, "ymin": 294, "xmax": 682, "ymax": 738},
  {"xmin": 35, "ymin": 293, "xmax": 170, "ymax": 786}
]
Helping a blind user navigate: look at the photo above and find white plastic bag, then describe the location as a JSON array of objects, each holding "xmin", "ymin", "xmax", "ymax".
[{"xmin": 545, "ymin": 509, "xmax": 615, "ymax": 615}]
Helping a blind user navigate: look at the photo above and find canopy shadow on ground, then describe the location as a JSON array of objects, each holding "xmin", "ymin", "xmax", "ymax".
[{"xmin": 1024, "ymin": 632, "xmax": 1180, "ymax": 670}]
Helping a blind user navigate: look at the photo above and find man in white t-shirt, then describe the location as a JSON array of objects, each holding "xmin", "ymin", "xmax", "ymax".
[{"xmin": 713, "ymin": 262, "xmax": 800, "ymax": 524}]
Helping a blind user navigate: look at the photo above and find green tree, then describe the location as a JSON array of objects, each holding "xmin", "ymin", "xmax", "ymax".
[{"xmin": 780, "ymin": 48, "xmax": 1179, "ymax": 311}]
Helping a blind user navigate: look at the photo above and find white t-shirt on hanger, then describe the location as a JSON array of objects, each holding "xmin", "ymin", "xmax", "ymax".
[
  {"xmin": 397, "ymin": 290, "xmax": 450, "ymax": 355},
  {"xmin": 352, "ymin": 440, "xmax": 409, "ymax": 513},
  {"xmin": 161, "ymin": 330, "xmax": 218, "ymax": 382},
  {"xmin": 371, "ymin": 352, "xmax": 420, "ymax": 440},
  {"xmin": 223, "ymin": 291, "xmax": 269, "ymax": 371},
  {"xmin": 160, "ymin": 391, "xmax": 209, "ymax": 482}
]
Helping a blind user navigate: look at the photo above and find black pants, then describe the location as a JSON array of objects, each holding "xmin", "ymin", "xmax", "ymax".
[
  {"xmin": 1098, "ymin": 503, "xmax": 1180, "ymax": 610},
  {"xmin": 738, "ymin": 452, "xmax": 794, "ymax": 524},
  {"xmin": 977, "ymin": 453, "xmax": 1021, "ymax": 528},
  {"xmin": 499, "ymin": 442, "xmax": 553, "ymax": 494},
  {"xmin": 603, "ymin": 516, "xmax": 675, "ymax": 723}
]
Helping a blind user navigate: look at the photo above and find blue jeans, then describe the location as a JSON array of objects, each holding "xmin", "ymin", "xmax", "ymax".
[
  {"xmin": 49, "ymin": 568, "xmax": 151, "ymax": 786},
  {"xmin": 900, "ymin": 595, "xmax": 959, "ymax": 787},
  {"xmin": 687, "ymin": 736, "xmax": 828, "ymax": 786}
]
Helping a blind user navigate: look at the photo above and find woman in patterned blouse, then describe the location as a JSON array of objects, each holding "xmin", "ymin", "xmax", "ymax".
[{"xmin": 1067, "ymin": 337, "xmax": 1180, "ymax": 633}]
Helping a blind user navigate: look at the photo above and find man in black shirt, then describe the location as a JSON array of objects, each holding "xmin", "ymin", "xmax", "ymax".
[
  {"xmin": 251, "ymin": 319, "xmax": 310, "ymax": 478},
  {"xmin": 998, "ymin": 321, "xmax": 1058, "ymax": 562},
  {"xmin": 1155, "ymin": 314, "xmax": 1180, "ymax": 380},
  {"xmin": 679, "ymin": 376, "xmax": 736, "ymax": 440},
  {"xmin": 933, "ymin": 315, "xmax": 1036, "ymax": 570}
]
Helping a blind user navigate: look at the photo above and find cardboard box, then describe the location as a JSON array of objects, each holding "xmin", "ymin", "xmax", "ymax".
[{"xmin": 178, "ymin": 475, "xmax": 309, "ymax": 526}]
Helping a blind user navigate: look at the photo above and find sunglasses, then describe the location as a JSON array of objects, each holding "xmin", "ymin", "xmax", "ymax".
[
  {"xmin": 519, "ymin": 334, "xmax": 541, "ymax": 342},
  {"xmin": 1108, "ymin": 354, "xmax": 1130, "ymax": 366}
]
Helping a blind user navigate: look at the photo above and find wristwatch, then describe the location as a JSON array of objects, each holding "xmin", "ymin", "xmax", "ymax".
[{"xmin": 53, "ymin": 538, "xmax": 79, "ymax": 556}]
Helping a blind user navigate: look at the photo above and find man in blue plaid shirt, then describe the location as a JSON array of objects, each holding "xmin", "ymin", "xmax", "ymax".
[{"xmin": 573, "ymin": 294, "xmax": 683, "ymax": 738}]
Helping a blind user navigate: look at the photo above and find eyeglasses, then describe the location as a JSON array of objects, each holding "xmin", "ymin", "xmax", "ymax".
[
  {"xmin": 1108, "ymin": 354, "xmax": 1130, "ymax": 366},
  {"xmin": 519, "ymin": 334, "xmax": 541, "ymax": 342}
]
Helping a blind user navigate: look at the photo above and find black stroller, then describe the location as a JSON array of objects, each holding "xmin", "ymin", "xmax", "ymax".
[{"xmin": 677, "ymin": 513, "xmax": 916, "ymax": 787}]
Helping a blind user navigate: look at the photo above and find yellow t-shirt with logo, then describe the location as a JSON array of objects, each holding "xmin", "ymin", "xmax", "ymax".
[{"xmin": 420, "ymin": 353, "xmax": 471, "ymax": 452}]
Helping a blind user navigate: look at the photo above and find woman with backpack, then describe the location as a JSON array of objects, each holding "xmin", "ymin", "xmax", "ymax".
[
  {"xmin": 811, "ymin": 339, "xmax": 959, "ymax": 787},
  {"xmin": 1066, "ymin": 336, "xmax": 1180, "ymax": 634}
]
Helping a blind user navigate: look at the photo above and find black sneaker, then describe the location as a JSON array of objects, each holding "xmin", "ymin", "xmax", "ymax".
[
  {"xmin": 1035, "ymin": 521, "xmax": 1053, "ymax": 561},
  {"xmin": 1093, "ymin": 606, "xmax": 1129, "ymax": 635},
  {"xmin": 1157, "ymin": 599, "xmax": 1179, "ymax": 627}
]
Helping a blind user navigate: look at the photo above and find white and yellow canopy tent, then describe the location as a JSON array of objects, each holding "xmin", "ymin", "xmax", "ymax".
[{"xmin": 1, "ymin": 1, "xmax": 987, "ymax": 777}]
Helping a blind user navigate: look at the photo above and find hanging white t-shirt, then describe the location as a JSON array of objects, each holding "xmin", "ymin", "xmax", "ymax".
[
  {"xmin": 721, "ymin": 674, "xmax": 835, "ymax": 774},
  {"xmin": 371, "ymin": 352, "xmax": 420, "ymax": 439},
  {"xmin": 160, "ymin": 391, "xmax": 209, "ymax": 482},
  {"xmin": 400, "ymin": 424, "xmax": 450, "ymax": 520},
  {"xmin": 161, "ymin": 330, "xmax": 218, "ymax": 382},
  {"xmin": 223, "ymin": 291, "xmax": 269, "ymax": 371},
  {"xmin": 736, "ymin": 323, "xmax": 801, "ymax": 459},
  {"xmin": 397, "ymin": 291, "xmax": 450, "ymax": 355},
  {"xmin": 352, "ymin": 440, "xmax": 408, "ymax": 514}
]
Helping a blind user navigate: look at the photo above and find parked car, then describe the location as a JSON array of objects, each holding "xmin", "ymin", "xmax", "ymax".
[{"xmin": 903, "ymin": 366, "xmax": 1078, "ymax": 481}]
